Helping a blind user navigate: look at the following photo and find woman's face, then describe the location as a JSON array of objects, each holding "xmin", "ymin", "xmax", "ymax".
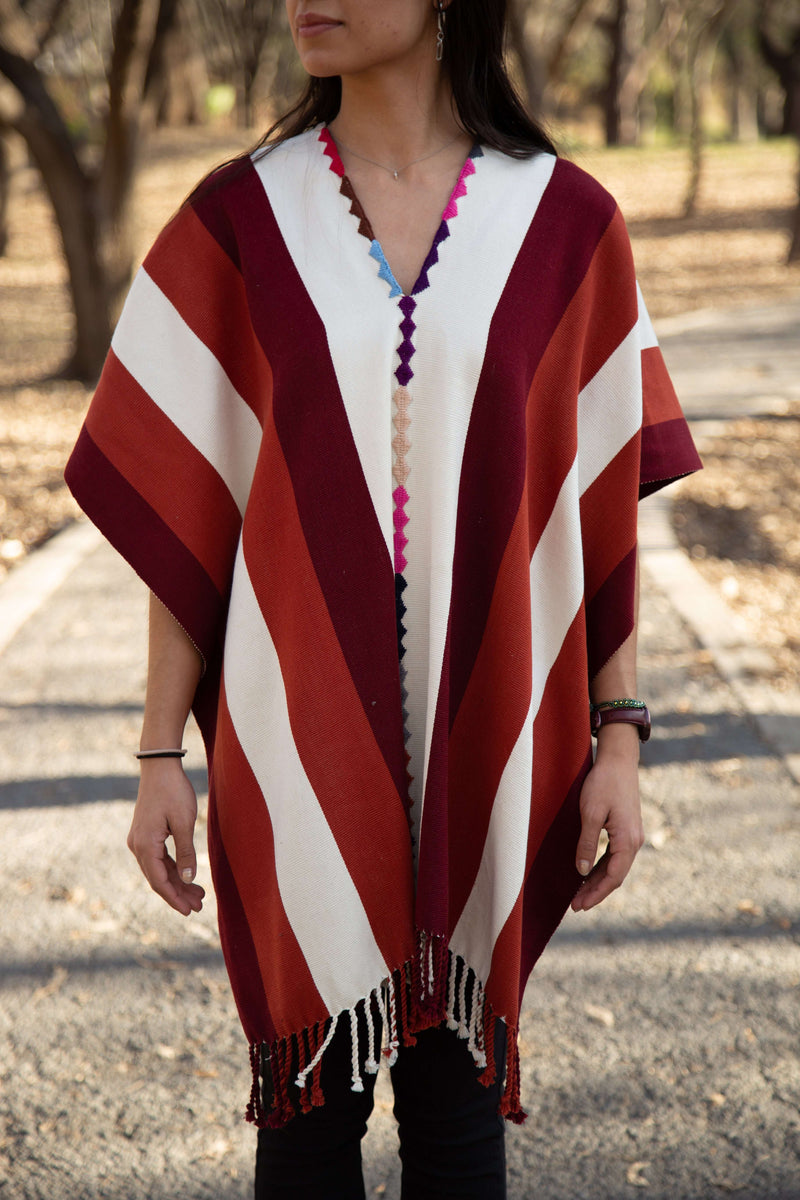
[{"xmin": 285, "ymin": 1, "xmax": 438, "ymax": 79}]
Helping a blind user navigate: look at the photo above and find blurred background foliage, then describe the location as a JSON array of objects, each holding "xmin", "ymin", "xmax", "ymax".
[{"xmin": 0, "ymin": 0, "xmax": 798, "ymax": 380}]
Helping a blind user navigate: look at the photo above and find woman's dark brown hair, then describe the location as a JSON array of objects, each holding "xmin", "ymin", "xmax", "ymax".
[{"xmin": 254, "ymin": 0, "xmax": 556, "ymax": 159}]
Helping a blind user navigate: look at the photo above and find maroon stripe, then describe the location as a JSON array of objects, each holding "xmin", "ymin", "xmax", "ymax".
[
  {"xmin": 585, "ymin": 543, "xmax": 637, "ymax": 680},
  {"xmin": 517, "ymin": 752, "xmax": 589, "ymax": 1005},
  {"xmin": 640, "ymin": 417, "xmax": 703, "ymax": 499},
  {"xmin": 415, "ymin": 163, "xmax": 616, "ymax": 929},
  {"xmin": 193, "ymin": 160, "xmax": 407, "ymax": 801},
  {"xmin": 447, "ymin": 159, "xmax": 617, "ymax": 726},
  {"xmin": 207, "ymin": 786, "xmax": 276, "ymax": 1047},
  {"xmin": 65, "ymin": 428, "xmax": 227, "ymax": 669}
]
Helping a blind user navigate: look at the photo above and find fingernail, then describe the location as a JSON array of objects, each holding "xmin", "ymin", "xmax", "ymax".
[
  {"xmin": 578, "ymin": 860, "xmax": 591, "ymax": 876},
  {"xmin": 181, "ymin": 868, "xmax": 194, "ymax": 882}
]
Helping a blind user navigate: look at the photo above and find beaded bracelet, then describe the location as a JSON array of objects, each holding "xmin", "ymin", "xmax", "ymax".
[
  {"xmin": 134, "ymin": 749, "xmax": 187, "ymax": 759},
  {"xmin": 589, "ymin": 698, "xmax": 646, "ymax": 713}
]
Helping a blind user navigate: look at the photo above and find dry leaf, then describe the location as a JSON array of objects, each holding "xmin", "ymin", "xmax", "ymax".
[
  {"xmin": 626, "ymin": 1161, "xmax": 650, "ymax": 1187},
  {"xmin": 584, "ymin": 1003, "xmax": 615, "ymax": 1028}
]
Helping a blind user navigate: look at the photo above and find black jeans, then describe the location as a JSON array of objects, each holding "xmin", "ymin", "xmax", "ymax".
[{"xmin": 255, "ymin": 1015, "xmax": 508, "ymax": 1200}]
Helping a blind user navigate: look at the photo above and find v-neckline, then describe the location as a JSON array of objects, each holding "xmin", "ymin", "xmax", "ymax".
[{"xmin": 318, "ymin": 127, "xmax": 480, "ymax": 300}]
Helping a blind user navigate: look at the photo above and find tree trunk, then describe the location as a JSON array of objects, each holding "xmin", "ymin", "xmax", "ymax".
[
  {"xmin": 789, "ymin": 146, "xmax": 800, "ymax": 264},
  {"xmin": 507, "ymin": 0, "xmax": 544, "ymax": 116},
  {"xmin": 0, "ymin": 131, "xmax": 8, "ymax": 256}
]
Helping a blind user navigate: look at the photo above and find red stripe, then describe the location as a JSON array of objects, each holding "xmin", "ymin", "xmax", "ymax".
[
  {"xmin": 194, "ymin": 158, "xmax": 409, "ymax": 803},
  {"xmin": 212, "ymin": 680, "xmax": 327, "ymax": 1039},
  {"xmin": 142, "ymin": 203, "xmax": 272, "ymax": 424},
  {"xmin": 241, "ymin": 405, "xmax": 416, "ymax": 971},
  {"xmin": 446, "ymin": 158, "xmax": 618, "ymax": 721},
  {"xmin": 417, "ymin": 162, "xmax": 617, "ymax": 931},
  {"xmin": 64, "ymin": 427, "xmax": 225, "ymax": 668},
  {"xmin": 84, "ymin": 352, "xmax": 241, "ymax": 597},
  {"xmin": 641, "ymin": 345, "xmax": 681, "ymax": 428},
  {"xmin": 445, "ymin": 501, "xmax": 532, "ymax": 932},
  {"xmin": 580, "ymin": 435, "xmax": 640, "ymax": 603},
  {"xmin": 485, "ymin": 614, "xmax": 589, "ymax": 1019}
]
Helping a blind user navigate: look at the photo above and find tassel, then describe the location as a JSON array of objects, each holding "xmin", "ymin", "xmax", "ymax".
[
  {"xmin": 384, "ymin": 973, "xmax": 400, "ymax": 1066},
  {"xmin": 310, "ymin": 1022, "xmax": 325, "ymax": 1107},
  {"xmin": 296, "ymin": 1013, "xmax": 339, "ymax": 1093},
  {"xmin": 457, "ymin": 959, "xmax": 469, "ymax": 1039},
  {"xmin": 364, "ymin": 990, "xmax": 380, "ymax": 1072},
  {"xmin": 398, "ymin": 968, "xmax": 417, "ymax": 1047},
  {"xmin": 499, "ymin": 1023, "xmax": 527, "ymax": 1124},
  {"xmin": 349, "ymin": 1004, "xmax": 365, "ymax": 1092},
  {"xmin": 297, "ymin": 1028, "xmax": 312, "ymax": 1115},
  {"xmin": 479, "ymin": 1011, "xmax": 497, "ymax": 1088},
  {"xmin": 445, "ymin": 951, "xmax": 459, "ymax": 1031},
  {"xmin": 245, "ymin": 1041, "xmax": 267, "ymax": 1126}
]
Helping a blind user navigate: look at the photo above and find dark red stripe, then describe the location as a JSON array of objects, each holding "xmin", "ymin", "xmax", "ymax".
[
  {"xmin": 65, "ymin": 428, "xmax": 226, "ymax": 668},
  {"xmin": 640, "ymin": 416, "xmax": 702, "ymax": 499},
  {"xmin": 585, "ymin": 544, "xmax": 637, "ymax": 680},
  {"xmin": 517, "ymin": 752, "xmax": 589, "ymax": 1004},
  {"xmin": 447, "ymin": 158, "xmax": 618, "ymax": 729},
  {"xmin": 207, "ymin": 786, "xmax": 276, "ymax": 1047},
  {"xmin": 193, "ymin": 158, "xmax": 407, "ymax": 801},
  {"xmin": 416, "ymin": 162, "xmax": 617, "ymax": 931}
]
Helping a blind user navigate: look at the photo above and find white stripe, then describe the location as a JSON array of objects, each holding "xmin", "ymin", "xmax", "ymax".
[
  {"xmin": 112, "ymin": 269, "xmax": 262, "ymax": 515},
  {"xmin": 252, "ymin": 132, "xmax": 399, "ymax": 563},
  {"xmin": 451, "ymin": 461, "xmax": 584, "ymax": 981},
  {"xmin": 222, "ymin": 548, "xmax": 389, "ymax": 1015},
  {"xmin": 577, "ymin": 323, "xmax": 642, "ymax": 495},
  {"xmin": 405, "ymin": 150, "xmax": 558, "ymax": 834}
]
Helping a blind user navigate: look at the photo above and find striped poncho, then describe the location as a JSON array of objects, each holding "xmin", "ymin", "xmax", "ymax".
[{"xmin": 66, "ymin": 127, "xmax": 700, "ymax": 1125}]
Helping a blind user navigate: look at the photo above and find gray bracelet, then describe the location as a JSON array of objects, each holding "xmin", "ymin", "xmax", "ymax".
[{"xmin": 134, "ymin": 749, "xmax": 187, "ymax": 759}]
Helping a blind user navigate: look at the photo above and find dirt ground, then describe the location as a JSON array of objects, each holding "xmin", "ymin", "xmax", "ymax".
[{"xmin": 1, "ymin": 130, "xmax": 799, "ymax": 683}]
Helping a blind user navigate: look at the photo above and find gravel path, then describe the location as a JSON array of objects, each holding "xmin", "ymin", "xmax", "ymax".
[{"xmin": 1, "ymin": 523, "xmax": 798, "ymax": 1199}]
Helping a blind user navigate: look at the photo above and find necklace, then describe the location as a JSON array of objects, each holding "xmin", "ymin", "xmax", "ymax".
[{"xmin": 329, "ymin": 130, "xmax": 462, "ymax": 181}]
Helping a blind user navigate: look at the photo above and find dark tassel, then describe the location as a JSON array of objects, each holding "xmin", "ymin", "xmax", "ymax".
[{"xmin": 245, "ymin": 1041, "xmax": 268, "ymax": 1126}]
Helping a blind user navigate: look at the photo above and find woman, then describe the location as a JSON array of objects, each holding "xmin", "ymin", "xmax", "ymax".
[{"xmin": 66, "ymin": 2, "xmax": 701, "ymax": 1196}]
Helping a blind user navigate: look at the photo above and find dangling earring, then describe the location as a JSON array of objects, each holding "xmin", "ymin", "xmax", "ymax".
[{"xmin": 435, "ymin": 0, "xmax": 446, "ymax": 62}]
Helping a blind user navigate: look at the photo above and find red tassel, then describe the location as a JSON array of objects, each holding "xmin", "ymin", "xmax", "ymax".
[
  {"xmin": 265, "ymin": 1044, "xmax": 288, "ymax": 1129},
  {"xmin": 399, "ymin": 969, "xmax": 417, "ymax": 1047},
  {"xmin": 479, "ymin": 1011, "xmax": 497, "ymax": 1088},
  {"xmin": 499, "ymin": 1023, "xmax": 527, "ymax": 1124},
  {"xmin": 310, "ymin": 1021, "xmax": 325, "ymax": 1108},
  {"xmin": 297, "ymin": 1027, "xmax": 312, "ymax": 1115}
]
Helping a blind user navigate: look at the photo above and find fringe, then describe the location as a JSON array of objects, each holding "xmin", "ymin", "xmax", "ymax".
[{"xmin": 243, "ymin": 932, "xmax": 527, "ymax": 1129}]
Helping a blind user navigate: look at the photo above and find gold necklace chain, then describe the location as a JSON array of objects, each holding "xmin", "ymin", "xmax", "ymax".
[{"xmin": 330, "ymin": 130, "xmax": 462, "ymax": 181}]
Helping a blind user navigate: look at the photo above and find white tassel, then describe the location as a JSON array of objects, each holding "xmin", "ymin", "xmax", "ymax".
[
  {"xmin": 427, "ymin": 936, "xmax": 435, "ymax": 997},
  {"xmin": 295, "ymin": 1013, "xmax": 339, "ymax": 1091},
  {"xmin": 349, "ymin": 1005, "xmax": 364, "ymax": 1093},
  {"xmin": 468, "ymin": 973, "xmax": 486, "ymax": 1067},
  {"xmin": 457, "ymin": 959, "xmax": 469, "ymax": 1039},
  {"xmin": 364, "ymin": 990, "xmax": 379, "ymax": 1074},
  {"xmin": 445, "ymin": 952, "xmax": 459, "ymax": 1031}
]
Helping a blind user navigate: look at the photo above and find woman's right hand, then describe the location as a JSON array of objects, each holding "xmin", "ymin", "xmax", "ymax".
[{"xmin": 127, "ymin": 758, "xmax": 205, "ymax": 916}]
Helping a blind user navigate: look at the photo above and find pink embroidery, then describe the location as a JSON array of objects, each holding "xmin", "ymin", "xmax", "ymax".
[{"xmin": 442, "ymin": 158, "xmax": 476, "ymax": 221}]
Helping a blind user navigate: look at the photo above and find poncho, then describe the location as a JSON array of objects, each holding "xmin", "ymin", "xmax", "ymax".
[{"xmin": 66, "ymin": 127, "xmax": 701, "ymax": 1125}]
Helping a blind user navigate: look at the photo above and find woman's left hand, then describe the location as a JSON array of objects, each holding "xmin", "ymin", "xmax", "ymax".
[{"xmin": 571, "ymin": 727, "xmax": 644, "ymax": 912}]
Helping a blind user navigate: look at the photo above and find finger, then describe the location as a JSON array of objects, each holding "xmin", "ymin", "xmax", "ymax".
[
  {"xmin": 131, "ymin": 833, "xmax": 200, "ymax": 916},
  {"xmin": 575, "ymin": 805, "xmax": 606, "ymax": 878},
  {"xmin": 163, "ymin": 856, "xmax": 205, "ymax": 914},
  {"xmin": 170, "ymin": 816, "xmax": 198, "ymax": 886},
  {"xmin": 572, "ymin": 845, "xmax": 635, "ymax": 911}
]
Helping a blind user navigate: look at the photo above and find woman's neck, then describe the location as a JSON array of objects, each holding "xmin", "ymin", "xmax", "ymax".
[{"xmin": 330, "ymin": 63, "xmax": 463, "ymax": 166}]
